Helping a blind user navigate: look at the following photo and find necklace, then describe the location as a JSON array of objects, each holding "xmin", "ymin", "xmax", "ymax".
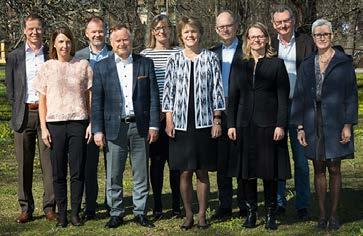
[{"xmin": 319, "ymin": 49, "xmax": 334, "ymax": 64}]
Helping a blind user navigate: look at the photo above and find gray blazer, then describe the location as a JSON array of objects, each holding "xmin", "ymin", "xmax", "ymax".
[
  {"xmin": 5, "ymin": 44, "xmax": 49, "ymax": 132},
  {"xmin": 74, "ymin": 44, "xmax": 113, "ymax": 60}
]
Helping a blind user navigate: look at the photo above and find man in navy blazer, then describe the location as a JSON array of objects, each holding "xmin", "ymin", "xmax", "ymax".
[
  {"xmin": 271, "ymin": 5, "xmax": 315, "ymax": 220},
  {"xmin": 92, "ymin": 24, "xmax": 159, "ymax": 228}
]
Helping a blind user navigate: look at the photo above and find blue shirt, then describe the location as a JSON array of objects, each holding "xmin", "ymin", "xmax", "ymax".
[
  {"xmin": 221, "ymin": 37, "xmax": 238, "ymax": 97},
  {"xmin": 89, "ymin": 44, "xmax": 109, "ymax": 68}
]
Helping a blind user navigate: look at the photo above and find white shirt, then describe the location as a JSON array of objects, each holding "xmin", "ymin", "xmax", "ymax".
[
  {"xmin": 221, "ymin": 37, "xmax": 238, "ymax": 97},
  {"xmin": 115, "ymin": 54, "xmax": 134, "ymax": 118},
  {"xmin": 278, "ymin": 33, "xmax": 297, "ymax": 99},
  {"xmin": 25, "ymin": 43, "xmax": 45, "ymax": 103}
]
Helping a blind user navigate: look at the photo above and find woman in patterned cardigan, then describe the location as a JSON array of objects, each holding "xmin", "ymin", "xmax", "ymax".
[{"xmin": 162, "ymin": 16, "xmax": 225, "ymax": 230}]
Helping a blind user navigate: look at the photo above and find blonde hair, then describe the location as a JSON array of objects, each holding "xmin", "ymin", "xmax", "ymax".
[{"xmin": 242, "ymin": 22, "xmax": 276, "ymax": 60}]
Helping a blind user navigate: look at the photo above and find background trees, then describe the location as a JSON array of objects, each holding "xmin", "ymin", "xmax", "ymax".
[{"xmin": 0, "ymin": 0, "xmax": 361, "ymax": 57}]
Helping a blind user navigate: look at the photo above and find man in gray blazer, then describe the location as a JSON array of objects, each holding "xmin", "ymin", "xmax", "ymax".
[
  {"xmin": 5, "ymin": 13, "xmax": 56, "ymax": 223},
  {"xmin": 74, "ymin": 16, "xmax": 112, "ymax": 221},
  {"xmin": 92, "ymin": 24, "xmax": 159, "ymax": 228},
  {"xmin": 271, "ymin": 5, "xmax": 315, "ymax": 220}
]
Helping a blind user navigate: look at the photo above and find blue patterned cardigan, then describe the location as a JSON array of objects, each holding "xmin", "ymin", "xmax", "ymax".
[{"xmin": 162, "ymin": 49, "xmax": 225, "ymax": 131}]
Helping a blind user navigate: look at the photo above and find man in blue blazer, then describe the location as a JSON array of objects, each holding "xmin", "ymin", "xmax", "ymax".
[{"xmin": 92, "ymin": 24, "xmax": 159, "ymax": 228}]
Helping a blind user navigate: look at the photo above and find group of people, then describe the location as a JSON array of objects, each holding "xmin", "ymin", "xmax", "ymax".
[{"xmin": 5, "ymin": 4, "xmax": 357, "ymax": 231}]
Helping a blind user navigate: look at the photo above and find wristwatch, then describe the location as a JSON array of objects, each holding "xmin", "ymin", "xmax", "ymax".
[{"xmin": 297, "ymin": 127, "xmax": 304, "ymax": 132}]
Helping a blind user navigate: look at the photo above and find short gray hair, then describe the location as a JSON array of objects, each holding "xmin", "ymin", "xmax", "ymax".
[{"xmin": 311, "ymin": 18, "xmax": 333, "ymax": 34}]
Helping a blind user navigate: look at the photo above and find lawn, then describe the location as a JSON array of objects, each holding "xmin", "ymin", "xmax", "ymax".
[{"xmin": 0, "ymin": 72, "xmax": 362, "ymax": 236}]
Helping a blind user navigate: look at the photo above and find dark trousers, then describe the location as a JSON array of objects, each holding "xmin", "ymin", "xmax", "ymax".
[
  {"xmin": 47, "ymin": 120, "xmax": 87, "ymax": 217},
  {"xmin": 14, "ymin": 109, "xmax": 55, "ymax": 214},
  {"xmin": 84, "ymin": 141, "xmax": 99, "ymax": 213},
  {"xmin": 217, "ymin": 112, "xmax": 245, "ymax": 211},
  {"xmin": 149, "ymin": 120, "xmax": 180, "ymax": 212},
  {"xmin": 243, "ymin": 179, "xmax": 277, "ymax": 212}
]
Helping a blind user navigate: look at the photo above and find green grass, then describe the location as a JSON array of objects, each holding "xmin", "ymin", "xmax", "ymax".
[{"xmin": 0, "ymin": 76, "xmax": 362, "ymax": 235}]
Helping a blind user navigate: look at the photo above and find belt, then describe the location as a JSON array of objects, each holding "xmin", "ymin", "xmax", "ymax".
[
  {"xmin": 121, "ymin": 116, "xmax": 136, "ymax": 123},
  {"xmin": 26, "ymin": 103, "xmax": 39, "ymax": 110}
]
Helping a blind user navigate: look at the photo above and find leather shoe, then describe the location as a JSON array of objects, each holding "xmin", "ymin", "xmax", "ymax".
[
  {"xmin": 135, "ymin": 215, "xmax": 155, "ymax": 228},
  {"xmin": 15, "ymin": 212, "xmax": 33, "ymax": 223},
  {"xmin": 328, "ymin": 217, "xmax": 340, "ymax": 230},
  {"xmin": 82, "ymin": 211, "xmax": 96, "ymax": 221},
  {"xmin": 317, "ymin": 218, "xmax": 327, "ymax": 230},
  {"xmin": 211, "ymin": 208, "xmax": 232, "ymax": 220},
  {"xmin": 45, "ymin": 211, "xmax": 57, "ymax": 221},
  {"xmin": 153, "ymin": 211, "xmax": 163, "ymax": 220},
  {"xmin": 70, "ymin": 215, "xmax": 83, "ymax": 226},
  {"xmin": 180, "ymin": 218, "xmax": 194, "ymax": 230},
  {"xmin": 105, "ymin": 216, "xmax": 123, "ymax": 228},
  {"xmin": 56, "ymin": 217, "xmax": 68, "ymax": 228}
]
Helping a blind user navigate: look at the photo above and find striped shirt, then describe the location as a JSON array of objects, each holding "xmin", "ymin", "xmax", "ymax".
[{"xmin": 140, "ymin": 47, "xmax": 180, "ymax": 103}]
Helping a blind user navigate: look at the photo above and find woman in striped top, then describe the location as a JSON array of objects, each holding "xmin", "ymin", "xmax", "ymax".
[{"xmin": 140, "ymin": 14, "xmax": 181, "ymax": 220}]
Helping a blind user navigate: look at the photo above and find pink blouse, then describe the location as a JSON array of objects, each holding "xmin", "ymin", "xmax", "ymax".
[{"xmin": 33, "ymin": 59, "xmax": 93, "ymax": 122}]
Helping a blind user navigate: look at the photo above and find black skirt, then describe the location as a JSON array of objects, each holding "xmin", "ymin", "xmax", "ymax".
[
  {"xmin": 229, "ymin": 122, "xmax": 291, "ymax": 180},
  {"xmin": 169, "ymin": 61, "xmax": 217, "ymax": 171}
]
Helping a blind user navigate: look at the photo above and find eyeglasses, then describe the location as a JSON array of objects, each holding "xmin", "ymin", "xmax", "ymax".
[
  {"xmin": 273, "ymin": 18, "xmax": 292, "ymax": 26},
  {"xmin": 313, "ymin": 33, "xmax": 332, "ymax": 39},
  {"xmin": 153, "ymin": 26, "xmax": 170, "ymax": 33},
  {"xmin": 248, "ymin": 35, "xmax": 266, "ymax": 41},
  {"xmin": 216, "ymin": 23, "xmax": 235, "ymax": 31}
]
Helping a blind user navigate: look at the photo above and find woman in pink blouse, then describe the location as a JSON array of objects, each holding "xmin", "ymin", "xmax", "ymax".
[{"xmin": 33, "ymin": 26, "xmax": 92, "ymax": 228}]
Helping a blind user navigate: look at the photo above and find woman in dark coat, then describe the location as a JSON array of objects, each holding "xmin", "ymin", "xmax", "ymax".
[
  {"xmin": 291, "ymin": 19, "xmax": 358, "ymax": 230},
  {"xmin": 227, "ymin": 22, "xmax": 290, "ymax": 230}
]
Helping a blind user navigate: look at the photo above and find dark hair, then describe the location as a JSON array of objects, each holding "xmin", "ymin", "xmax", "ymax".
[
  {"xmin": 23, "ymin": 13, "xmax": 44, "ymax": 28},
  {"xmin": 145, "ymin": 14, "xmax": 177, "ymax": 48},
  {"xmin": 176, "ymin": 16, "xmax": 203, "ymax": 47},
  {"xmin": 85, "ymin": 16, "xmax": 104, "ymax": 26},
  {"xmin": 271, "ymin": 5, "xmax": 295, "ymax": 21},
  {"xmin": 49, "ymin": 26, "xmax": 75, "ymax": 60}
]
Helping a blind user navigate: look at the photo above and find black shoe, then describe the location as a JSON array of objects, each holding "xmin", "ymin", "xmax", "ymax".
[
  {"xmin": 70, "ymin": 215, "xmax": 83, "ymax": 226},
  {"xmin": 297, "ymin": 208, "xmax": 309, "ymax": 221},
  {"xmin": 105, "ymin": 216, "xmax": 123, "ymax": 228},
  {"xmin": 317, "ymin": 218, "xmax": 327, "ymax": 230},
  {"xmin": 135, "ymin": 215, "xmax": 155, "ymax": 228},
  {"xmin": 275, "ymin": 206, "xmax": 286, "ymax": 216},
  {"xmin": 243, "ymin": 212, "xmax": 257, "ymax": 228},
  {"xmin": 211, "ymin": 208, "xmax": 232, "ymax": 220},
  {"xmin": 82, "ymin": 211, "xmax": 96, "ymax": 221},
  {"xmin": 180, "ymin": 218, "xmax": 194, "ymax": 230},
  {"xmin": 56, "ymin": 217, "xmax": 68, "ymax": 228},
  {"xmin": 171, "ymin": 210, "xmax": 182, "ymax": 219},
  {"xmin": 153, "ymin": 211, "xmax": 163, "ymax": 221},
  {"xmin": 265, "ymin": 214, "xmax": 278, "ymax": 230},
  {"xmin": 328, "ymin": 217, "xmax": 340, "ymax": 230}
]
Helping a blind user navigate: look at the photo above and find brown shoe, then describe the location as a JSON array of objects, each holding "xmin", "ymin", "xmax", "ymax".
[
  {"xmin": 15, "ymin": 212, "xmax": 33, "ymax": 223},
  {"xmin": 45, "ymin": 211, "xmax": 57, "ymax": 221}
]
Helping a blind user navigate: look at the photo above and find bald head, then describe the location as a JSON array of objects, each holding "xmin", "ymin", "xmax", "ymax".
[{"xmin": 215, "ymin": 11, "xmax": 238, "ymax": 46}]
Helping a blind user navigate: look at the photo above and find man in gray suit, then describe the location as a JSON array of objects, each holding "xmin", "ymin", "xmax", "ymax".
[
  {"xmin": 74, "ymin": 16, "xmax": 112, "ymax": 221},
  {"xmin": 5, "ymin": 13, "xmax": 56, "ymax": 223},
  {"xmin": 92, "ymin": 24, "xmax": 159, "ymax": 228}
]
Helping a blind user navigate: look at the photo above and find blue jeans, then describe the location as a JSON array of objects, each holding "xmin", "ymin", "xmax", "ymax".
[{"xmin": 277, "ymin": 125, "xmax": 310, "ymax": 210}]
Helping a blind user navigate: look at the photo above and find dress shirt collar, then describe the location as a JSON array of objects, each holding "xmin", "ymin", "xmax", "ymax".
[
  {"xmin": 89, "ymin": 44, "xmax": 107, "ymax": 55},
  {"xmin": 115, "ymin": 53, "xmax": 133, "ymax": 65},
  {"xmin": 222, "ymin": 37, "xmax": 238, "ymax": 49},
  {"xmin": 277, "ymin": 32, "xmax": 296, "ymax": 46},
  {"xmin": 25, "ymin": 42, "xmax": 44, "ymax": 54}
]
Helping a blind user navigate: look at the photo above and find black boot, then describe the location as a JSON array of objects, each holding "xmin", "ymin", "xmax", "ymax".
[
  {"xmin": 243, "ymin": 201, "xmax": 257, "ymax": 228},
  {"xmin": 264, "ymin": 180, "xmax": 278, "ymax": 230}
]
